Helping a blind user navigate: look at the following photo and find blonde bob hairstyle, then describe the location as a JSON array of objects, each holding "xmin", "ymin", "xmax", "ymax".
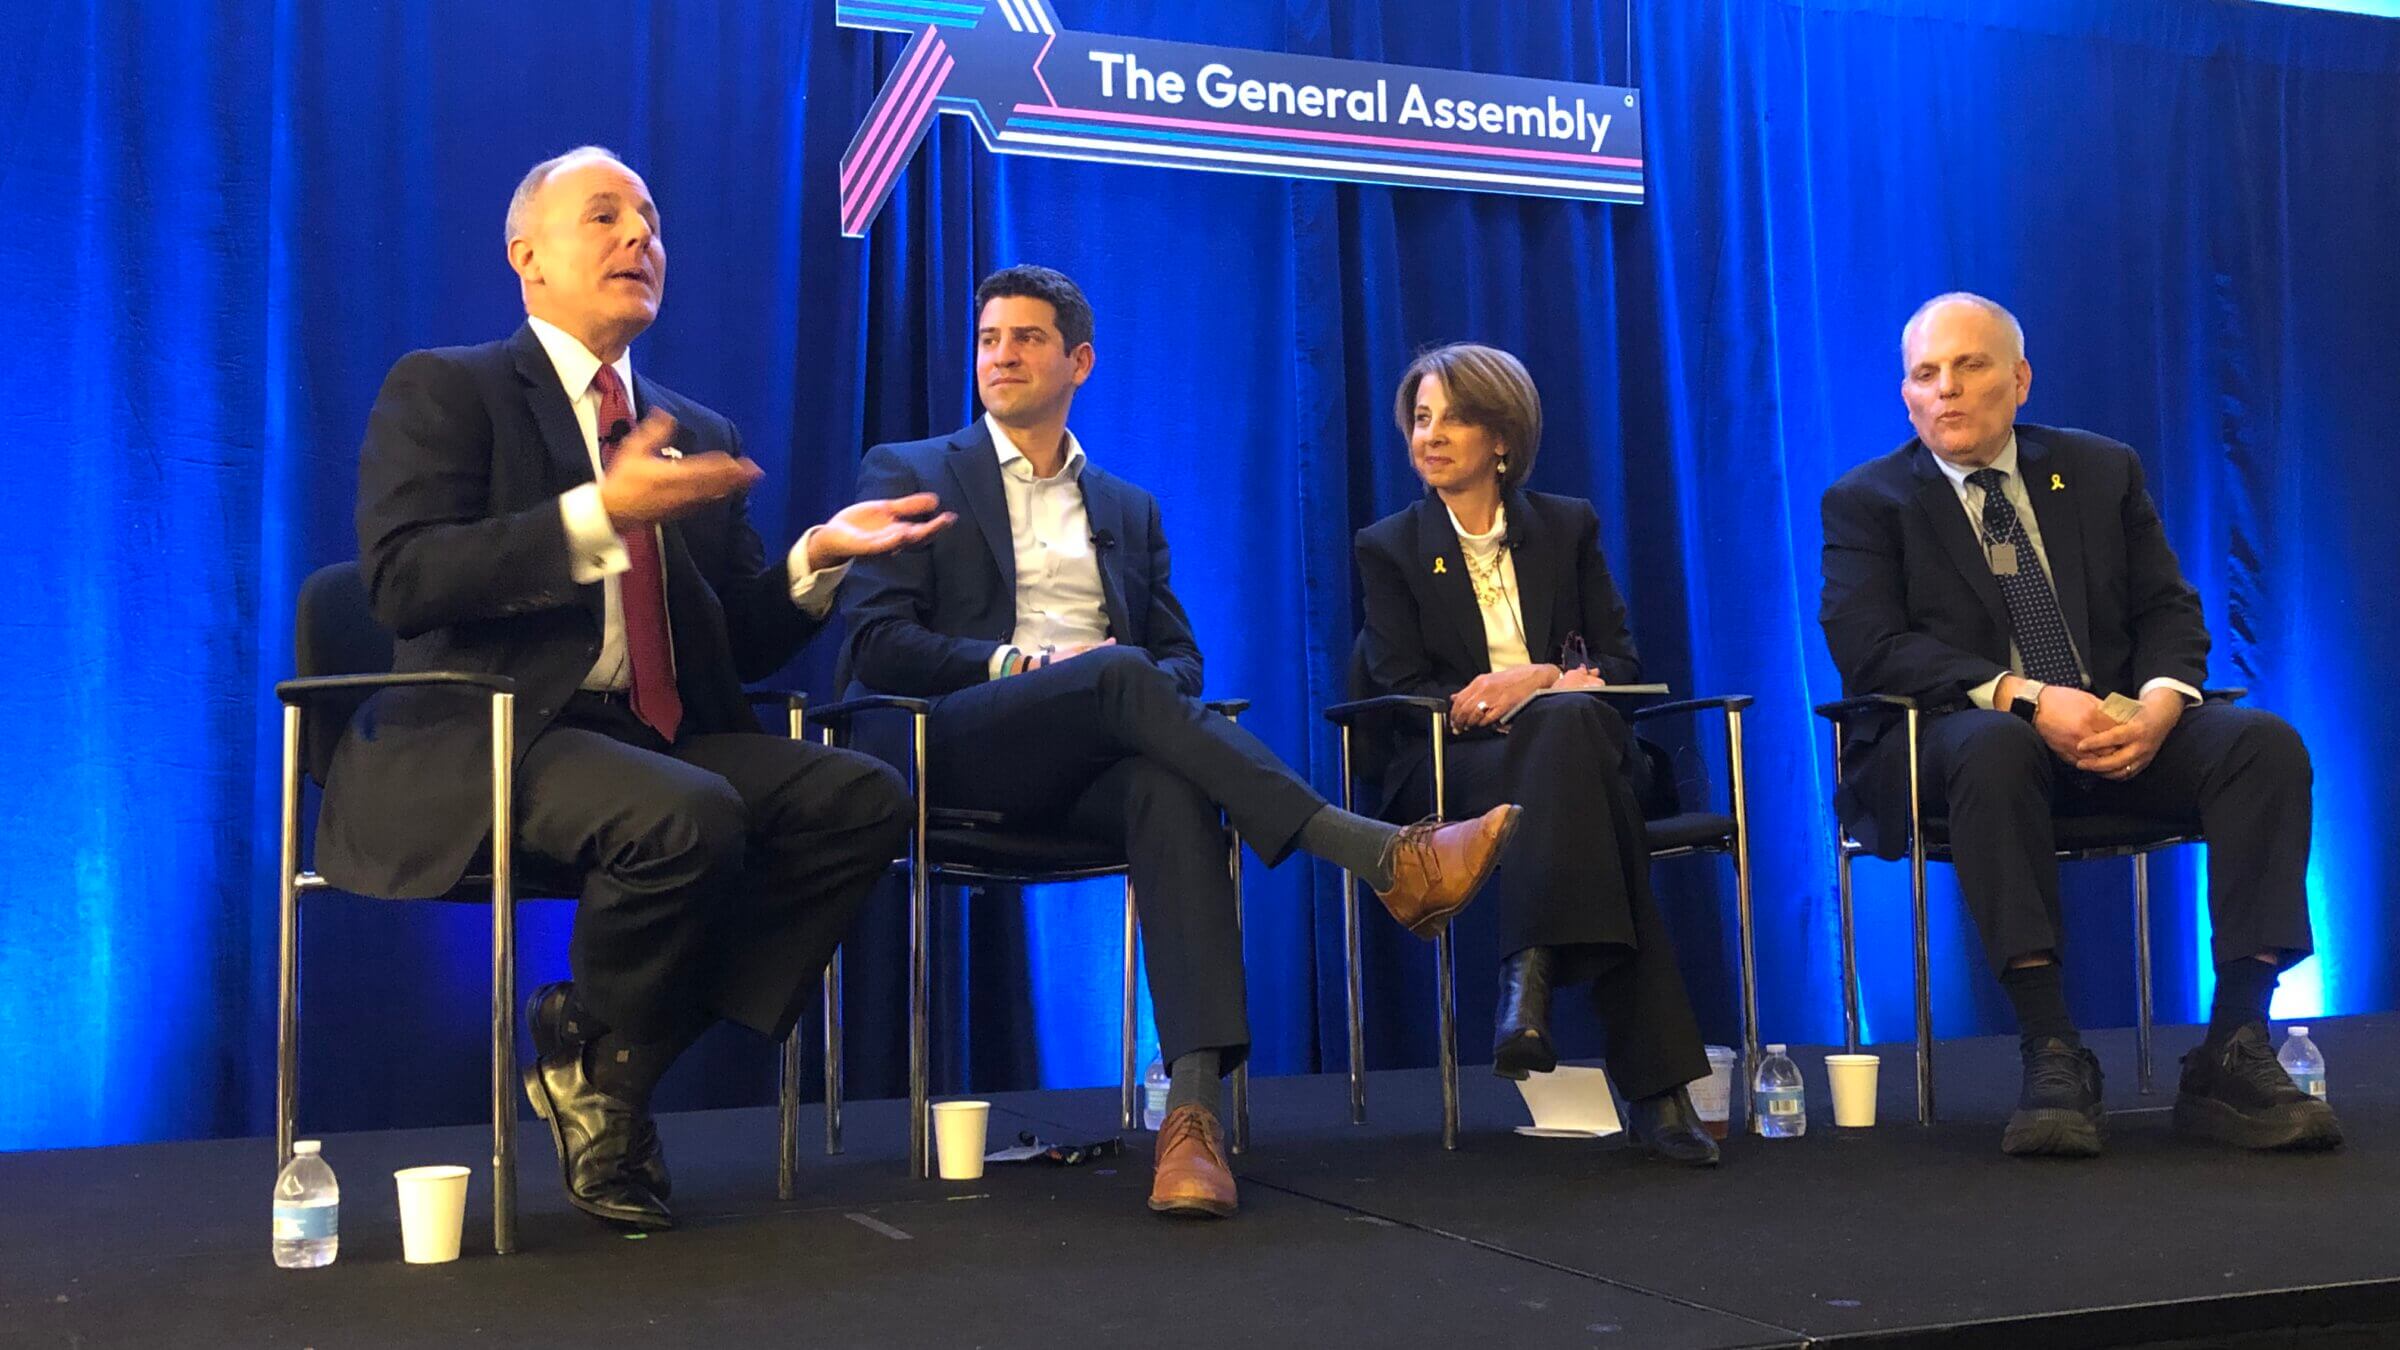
[{"xmin": 1392, "ymin": 343, "xmax": 1543, "ymax": 488}]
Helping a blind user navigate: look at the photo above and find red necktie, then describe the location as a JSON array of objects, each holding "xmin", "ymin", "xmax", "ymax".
[{"xmin": 591, "ymin": 365, "xmax": 683, "ymax": 743}]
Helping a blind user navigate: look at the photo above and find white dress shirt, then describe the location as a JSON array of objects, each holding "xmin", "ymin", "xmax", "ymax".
[
  {"xmin": 1448, "ymin": 501, "xmax": 1531, "ymax": 671},
  {"xmin": 1933, "ymin": 433, "xmax": 2199, "ymax": 710},
  {"xmin": 533, "ymin": 316, "xmax": 845, "ymax": 691},
  {"xmin": 983, "ymin": 412, "xmax": 1112, "ymax": 679}
]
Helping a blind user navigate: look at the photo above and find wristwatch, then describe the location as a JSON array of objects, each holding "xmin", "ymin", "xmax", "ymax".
[{"xmin": 2008, "ymin": 681, "xmax": 2046, "ymax": 724}]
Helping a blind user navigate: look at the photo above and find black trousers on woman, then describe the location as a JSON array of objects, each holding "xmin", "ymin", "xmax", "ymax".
[{"xmin": 1384, "ymin": 693, "xmax": 1709, "ymax": 1101}]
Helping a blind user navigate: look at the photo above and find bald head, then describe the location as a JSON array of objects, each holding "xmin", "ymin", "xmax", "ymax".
[{"xmin": 1899, "ymin": 292, "xmax": 2032, "ymax": 468}]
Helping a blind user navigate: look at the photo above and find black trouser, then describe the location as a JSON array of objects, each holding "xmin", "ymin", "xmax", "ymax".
[
  {"xmin": 1386, "ymin": 694, "xmax": 1708, "ymax": 1102},
  {"xmin": 1918, "ymin": 702, "xmax": 2314, "ymax": 976},
  {"xmin": 921, "ymin": 646, "xmax": 1328, "ymax": 1072},
  {"xmin": 513, "ymin": 693, "xmax": 910, "ymax": 1041}
]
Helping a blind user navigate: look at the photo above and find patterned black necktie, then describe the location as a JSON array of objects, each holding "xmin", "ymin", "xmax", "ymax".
[{"xmin": 1966, "ymin": 467, "xmax": 2084, "ymax": 688}]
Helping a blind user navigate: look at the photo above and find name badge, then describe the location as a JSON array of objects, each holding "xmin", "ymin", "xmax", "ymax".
[{"xmin": 1989, "ymin": 542, "xmax": 2019, "ymax": 576}]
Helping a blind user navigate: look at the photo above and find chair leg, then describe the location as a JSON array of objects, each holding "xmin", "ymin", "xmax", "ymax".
[
  {"xmin": 488, "ymin": 692, "xmax": 519, "ymax": 1256},
  {"xmin": 1725, "ymin": 707, "xmax": 1760, "ymax": 1099},
  {"xmin": 276, "ymin": 706, "xmax": 304, "ymax": 1171},
  {"xmin": 823, "ymin": 949, "xmax": 844, "ymax": 1154},
  {"xmin": 1227, "ymin": 832, "xmax": 1250, "ymax": 1155},
  {"xmin": 1339, "ymin": 727, "xmax": 1366, "ymax": 1126},
  {"xmin": 2134, "ymin": 854, "xmax": 2156, "ymax": 1095},
  {"xmin": 1436, "ymin": 926, "xmax": 1460, "ymax": 1151},
  {"xmin": 910, "ymin": 866, "xmax": 931, "ymax": 1179},
  {"xmin": 1903, "ymin": 710, "xmax": 1935, "ymax": 1128},
  {"xmin": 777, "ymin": 1021, "xmax": 801, "ymax": 1200},
  {"xmin": 1837, "ymin": 846, "xmax": 1861, "ymax": 1056},
  {"xmin": 1122, "ymin": 881, "xmax": 1139, "ymax": 1132}
]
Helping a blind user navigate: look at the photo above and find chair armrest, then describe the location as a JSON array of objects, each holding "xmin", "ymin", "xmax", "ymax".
[
  {"xmin": 1813, "ymin": 693, "xmax": 1918, "ymax": 723},
  {"xmin": 1323, "ymin": 694, "xmax": 1448, "ymax": 726},
  {"xmin": 1629, "ymin": 694, "xmax": 1756, "ymax": 724},
  {"xmin": 1204, "ymin": 698, "xmax": 1251, "ymax": 718},
  {"xmin": 275, "ymin": 671, "xmax": 515, "ymax": 704},
  {"xmin": 806, "ymin": 694, "xmax": 933, "ymax": 732},
  {"xmin": 744, "ymin": 689, "xmax": 808, "ymax": 711},
  {"xmin": 2202, "ymin": 687, "xmax": 2247, "ymax": 704}
]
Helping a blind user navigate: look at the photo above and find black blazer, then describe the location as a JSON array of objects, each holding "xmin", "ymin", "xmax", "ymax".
[
  {"xmin": 1353, "ymin": 489, "xmax": 1642, "ymax": 814},
  {"xmin": 315, "ymin": 323, "xmax": 821, "ymax": 898},
  {"xmin": 838, "ymin": 419, "xmax": 1204, "ymax": 698},
  {"xmin": 1818, "ymin": 422, "xmax": 2208, "ymax": 856}
]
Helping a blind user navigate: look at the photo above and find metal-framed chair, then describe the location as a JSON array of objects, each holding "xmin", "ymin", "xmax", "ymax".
[
  {"xmin": 1324, "ymin": 649, "xmax": 1759, "ymax": 1149},
  {"xmin": 808, "ymin": 693, "xmax": 1256, "ymax": 1179},
  {"xmin": 274, "ymin": 562, "xmax": 832, "ymax": 1255},
  {"xmin": 1814, "ymin": 688, "xmax": 2244, "ymax": 1125}
]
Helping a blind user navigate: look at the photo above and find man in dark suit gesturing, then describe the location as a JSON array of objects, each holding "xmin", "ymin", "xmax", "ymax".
[
  {"xmin": 317, "ymin": 146, "xmax": 951, "ymax": 1229},
  {"xmin": 840, "ymin": 266, "xmax": 1520, "ymax": 1219},
  {"xmin": 1819, "ymin": 292, "xmax": 2338, "ymax": 1158}
]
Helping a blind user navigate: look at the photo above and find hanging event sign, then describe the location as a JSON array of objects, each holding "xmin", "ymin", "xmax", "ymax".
[{"xmin": 834, "ymin": 0, "xmax": 1645, "ymax": 237}]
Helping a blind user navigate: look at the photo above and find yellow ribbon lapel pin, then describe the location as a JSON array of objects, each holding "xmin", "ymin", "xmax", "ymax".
[
  {"xmin": 1433, "ymin": 557, "xmax": 1448, "ymax": 574},
  {"xmin": 2050, "ymin": 473, "xmax": 2065, "ymax": 491}
]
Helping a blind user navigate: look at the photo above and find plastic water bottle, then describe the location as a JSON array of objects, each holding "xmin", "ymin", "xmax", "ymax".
[
  {"xmin": 1142, "ymin": 1056, "xmax": 1170, "ymax": 1131},
  {"xmin": 2277, "ymin": 1026, "xmax": 2327, "ymax": 1102},
  {"xmin": 1753, "ymin": 1045, "xmax": 1807, "ymax": 1137},
  {"xmin": 272, "ymin": 1140, "xmax": 339, "ymax": 1268}
]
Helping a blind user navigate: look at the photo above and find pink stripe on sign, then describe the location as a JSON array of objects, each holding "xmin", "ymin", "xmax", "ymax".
[
  {"xmin": 843, "ymin": 40, "xmax": 950, "ymax": 222},
  {"xmin": 842, "ymin": 34, "xmax": 945, "ymax": 213},
  {"xmin": 1009, "ymin": 101, "xmax": 1641, "ymax": 169},
  {"xmin": 1029, "ymin": 31, "xmax": 1059, "ymax": 107},
  {"xmin": 846, "ymin": 52, "xmax": 955, "ymax": 232},
  {"xmin": 842, "ymin": 31, "xmax": 940, "ymax": 179}
]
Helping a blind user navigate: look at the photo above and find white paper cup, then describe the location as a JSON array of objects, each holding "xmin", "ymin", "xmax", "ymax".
[
  {"xmin": 1692, "ymin": 1046, "xmax": 1738, "ymax": 1139},
  {"xmin": 932, "ymin": 1100, "xmax": 991, "ymax": 1181},
  {"xmin": 1825, "ymin": 1053, "xmax": 1881, "ymax": 1128},
  {"xmin": 394, "ymin": 1165, "xmax": 472, "ymax": 1263}
]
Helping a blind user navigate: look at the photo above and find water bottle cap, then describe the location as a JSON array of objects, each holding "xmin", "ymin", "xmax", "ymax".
[
  {"xmin": 292, "ymin": 1140, "xmax": 321, "ymax": 1155},
  {"xmin": 1765, "ymin": 1043, "xmax": 1788, "ymax": 1054},
  {"xmin": 2289, "ymin": 1026, "xmax": 2308, "ymax": 1036}
]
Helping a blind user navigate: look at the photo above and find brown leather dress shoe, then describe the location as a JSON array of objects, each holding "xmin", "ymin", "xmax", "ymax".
[
  {"xmin": 1148, "ymin": 1105, "xmax": 1237, "ymax": 1219},
  {"xmin": 1373, "ymin": 804, "xmax": 1523, "ymax": 938}
]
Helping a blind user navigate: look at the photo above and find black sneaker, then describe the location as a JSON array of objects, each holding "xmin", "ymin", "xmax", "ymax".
[
  {"xmin": 2001, "ymin": 1037, "xmax": 2105, "ymax": 1157},
  {"xmin": 2173, "ymin": 1022, "xmax": 2344, "ymax": 1151}
]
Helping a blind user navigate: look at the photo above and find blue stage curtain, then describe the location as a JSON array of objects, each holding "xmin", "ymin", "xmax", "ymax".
[{"xmin": 4, "ymin": 0, "xmax": 2395, "ymax": 1147}]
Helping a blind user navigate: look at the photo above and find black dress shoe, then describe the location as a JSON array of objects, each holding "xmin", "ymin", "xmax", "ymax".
[
  {"xmin": 1492, "ymin": 946, "xmax": 1560, "ymax": 1081},
  {"xmin": 522, "ymin": 1046, "xmax": 675, "ymax": 1230},
  {"xmin": 1624, "ymin": 1086, "xmax": 1721, "ymax": 1166},
  {"xmin": 2002, "ymin": 1037, "xmax": 2105, "ymax": 1158},
  {"xmin": 526, "ymin": 983, "xmax": 672, "ymax": 1201},
  {"xmin": 2173, "ymin": 1022, "xmax": 2343, "ymax": 1152}
]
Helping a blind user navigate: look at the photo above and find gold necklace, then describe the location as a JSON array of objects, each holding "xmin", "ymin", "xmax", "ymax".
[{"xmin": 1461, "ymin": 545, "xmax": 1509, "ymax": 611}]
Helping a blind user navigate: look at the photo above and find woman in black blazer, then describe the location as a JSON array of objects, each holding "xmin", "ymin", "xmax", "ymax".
[{"xmin": 1354, "ymin": 343, "xmax": 1716, "ymax": 1165}]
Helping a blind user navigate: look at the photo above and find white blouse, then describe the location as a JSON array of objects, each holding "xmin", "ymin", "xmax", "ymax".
[{"xmin": 1447, "ymin": 502, "xmax": 1531, "ymax": 671}]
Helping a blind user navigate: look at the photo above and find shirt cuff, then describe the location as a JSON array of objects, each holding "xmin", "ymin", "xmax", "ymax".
[
  {"xmin": 1967, "ymin": 673, "xmax": 2006, "ymax": 711},
  {"xmin": 987, "ymin": 644, "xmax": 1020, "ymax": 681},
  {"xmin": 785, "ymin": 528, "xmax": 849, "ymax": 617},
  {"xmin": 2140, "ymin": 677, "xmax": 2203, "ymax": 705},
  {"xmin": 560, "ymin": 484, "xmax": 629, "ymax": 584}
]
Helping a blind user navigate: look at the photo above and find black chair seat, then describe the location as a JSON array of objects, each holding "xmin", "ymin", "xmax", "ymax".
[
  {"xmin": 925, "ymin": 828, "xmax": 1127, "ymax": 879},
  {"xmin": 1922, "ymin": 812, "xmax": 2199, "ymax": 859},
  {"xmin": 438, "ymin": 863, "xmax": 589, "ymax": 903},
  {"xmin": 1643, "ymin": 811, "xmax": 1738, "ymax": 855}
]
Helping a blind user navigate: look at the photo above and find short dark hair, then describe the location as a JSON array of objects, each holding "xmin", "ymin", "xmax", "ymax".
[
  {"xmin": 1393, "ymin": 343, "xmax": 1543, "ymax": 487},
  {"xmin": 973, "ymin": 265, "xmax": 1094, "ymax": 352}
]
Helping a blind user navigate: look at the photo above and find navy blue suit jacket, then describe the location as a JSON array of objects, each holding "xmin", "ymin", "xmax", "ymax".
[
  {"xmin": 839, "ymin": 419, "xmax": 1204, "ymax": 698},
  {"xmin": 1818, "ymin": 422, "xmax": 2208, "ymax": 855},
  {"xmin": 318, "ymin": 324, "xmax": 818, "ymax": 898}
]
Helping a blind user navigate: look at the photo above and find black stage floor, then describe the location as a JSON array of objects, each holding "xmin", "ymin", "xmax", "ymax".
[{"xmin": 8, "ymin": 1016, "xmax": 2399, "ymax": 1349}]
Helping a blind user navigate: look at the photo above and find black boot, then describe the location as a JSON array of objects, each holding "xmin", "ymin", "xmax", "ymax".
[
  {"xmin": 1625, "ymin": 1086, "xmax": 1721, "ymax": 1166},
  {"xmin": 1492, "ymin": 946, "xmax": 1560, "ymax": 1080}
]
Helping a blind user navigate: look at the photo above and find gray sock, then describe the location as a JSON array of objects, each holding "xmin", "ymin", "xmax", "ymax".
[
  {"xmin": 1164, "ymin": 1048, "xmax": 1223, "ymax": 1120},
  {"xmin": 1296, "ymin": 804, "xmax": 1402, "ymax": 890}
]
